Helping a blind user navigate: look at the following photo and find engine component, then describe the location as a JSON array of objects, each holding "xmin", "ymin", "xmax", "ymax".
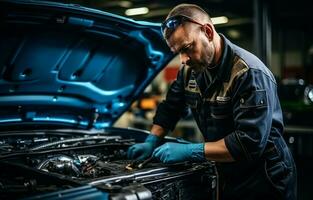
[
  {"xmin": 31, "ymin": 136, "xmax": 122, "ymax": 150},
  {"xmin": 37, "ymin": 155, "xmax": 81, "ymax": 177},
  {"xmin": 81, "ymin": 158, "xmax": 111, "ymax": 178}
]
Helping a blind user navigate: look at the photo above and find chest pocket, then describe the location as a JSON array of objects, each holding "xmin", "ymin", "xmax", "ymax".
[
  {"xmin": 210, "ymin": 97, "xmax": 233, "ymax": 119},
  {"xmin": 209, "ymin": 97, "xmax": 234, "ymax": 136}
]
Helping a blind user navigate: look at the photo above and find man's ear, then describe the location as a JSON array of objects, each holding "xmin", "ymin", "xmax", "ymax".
[{"xmin": 203, "ymin": 23, "xmax": 213, "ymax": 41}]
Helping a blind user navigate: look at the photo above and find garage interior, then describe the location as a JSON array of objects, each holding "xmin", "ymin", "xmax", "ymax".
[{"xmin": 44, "ymin": 0, "xmax": 313, "ymax": 199}]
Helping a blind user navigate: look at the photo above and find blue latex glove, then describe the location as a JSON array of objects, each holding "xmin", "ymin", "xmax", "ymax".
[
  {"xmin": 152, "ymin": 142, "xmax": 206, "ymax": 164},
  {"xmin": 127, "ymin": 134, "xmax": 162, "ymax": 160}
]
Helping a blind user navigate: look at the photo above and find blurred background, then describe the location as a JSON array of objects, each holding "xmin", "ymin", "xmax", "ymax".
[{"xmin": 47, "ymin": 0, "xmax": 312, "ymax": 199}]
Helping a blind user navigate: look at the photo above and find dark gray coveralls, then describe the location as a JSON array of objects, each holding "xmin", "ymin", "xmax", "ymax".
[{"xmin": 153, "ymin": 34, "xmax": 297, "ymax": 200}]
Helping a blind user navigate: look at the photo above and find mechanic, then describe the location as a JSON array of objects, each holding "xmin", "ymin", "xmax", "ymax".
[{"xmin": 128, "ymin": 3, "xmax": 297, "ymax": 200}]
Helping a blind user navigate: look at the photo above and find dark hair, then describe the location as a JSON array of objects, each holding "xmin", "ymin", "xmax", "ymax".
[{"xmin": 163, "ymin": 4, "xmax": 211, "ymax": 39}]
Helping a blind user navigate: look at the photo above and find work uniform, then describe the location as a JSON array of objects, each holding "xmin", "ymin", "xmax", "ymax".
[{"xmin": 153, "ymin": 34, "xmax": 297, "ymax": 200}]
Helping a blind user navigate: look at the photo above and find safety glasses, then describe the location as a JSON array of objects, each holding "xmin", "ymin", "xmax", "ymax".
[{"xmin": 161, "ymin": 15, "xmax": 204, "ymax": 36}]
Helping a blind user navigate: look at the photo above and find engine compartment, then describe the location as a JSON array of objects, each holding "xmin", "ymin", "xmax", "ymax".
[
  {"xmin": 0, "ymin": 128, "xmax": 217, "ymax": 200},
  {"xmin": 0, "ymin": 130, "xmax": 135, "ymax": 179}
]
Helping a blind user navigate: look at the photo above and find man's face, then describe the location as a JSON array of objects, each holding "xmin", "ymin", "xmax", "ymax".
[{"xmin": 166, "ymin": 23, "xmax": 215, "ymax": 73}]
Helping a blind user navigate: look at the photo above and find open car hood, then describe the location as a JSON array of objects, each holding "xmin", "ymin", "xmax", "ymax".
[{"xmin": 0, "ymin": 0, "xmax": 174, "ymax": 129}]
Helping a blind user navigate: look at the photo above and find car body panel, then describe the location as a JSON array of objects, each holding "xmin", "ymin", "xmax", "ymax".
[{"xmin": 0, "ymin": 0, "xmax": 174, "ymax": 129}]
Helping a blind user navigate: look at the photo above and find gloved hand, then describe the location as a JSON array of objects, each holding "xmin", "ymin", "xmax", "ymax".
[
  {"xmin": 127, "ymin": 134, "xmax": 162, "ymax": 160},
  {"xmin": 152, "ymin": 142, "xmax": 206, "ymax": 164}
]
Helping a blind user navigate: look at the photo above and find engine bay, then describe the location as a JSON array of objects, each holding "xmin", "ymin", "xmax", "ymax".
[
  {"xmin": 0, "ymin": 128, "xmax": 217, "ymax": 199},
  {"xmin": 0, "ymin": 130, "xmax": 137, "ymax": 178}
]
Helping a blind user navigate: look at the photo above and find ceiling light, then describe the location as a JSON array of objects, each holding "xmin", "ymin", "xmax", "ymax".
[
  {"xmin": 227, "ymin": 29, "xmax": 240, "ymax": 39},
  {"xmin": 119, "ymin": 1, "xmax": 132, "ymax": 8},
  {"xmin": 211, "ymin": 16, "xmax": 228, "ymax": 25},
  {"xmin": 125, "ymin": 7, "xmax": 149, "ymax": 16}
]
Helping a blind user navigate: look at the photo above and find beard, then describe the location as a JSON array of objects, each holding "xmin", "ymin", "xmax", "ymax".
[
  {"xmin": 203, "ymin": 40, "xmax": 215, "ymax": 68},
  {"xmin": 189, "ymin": 42, "xmax": 215, "ymax": 74},
  {"xmin": 189, "ymin": 61, "xmax": 207, "ymax": 73}
]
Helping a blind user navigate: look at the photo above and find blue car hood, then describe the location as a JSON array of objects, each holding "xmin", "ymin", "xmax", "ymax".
[{"xmin": 0, "ymin": 0, "xmax": 174, "ymax": 129}]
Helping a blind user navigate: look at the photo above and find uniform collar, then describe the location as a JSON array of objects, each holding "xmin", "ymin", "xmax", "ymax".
[{"xmin": 214, "ymin": 34, "xmax": 234, "ymax": 82}]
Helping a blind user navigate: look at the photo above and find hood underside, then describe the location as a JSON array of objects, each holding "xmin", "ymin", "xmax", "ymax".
[{"xmin": 0, "ymin": 0, "xmax": 174, "ymax": 129}]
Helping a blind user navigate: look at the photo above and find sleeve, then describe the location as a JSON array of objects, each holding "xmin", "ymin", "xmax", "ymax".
[
  {"xmin": 224, "ymin": 68, "xmax": 278, "ymax": 161},
  {"xmin": 153, "ymin": 65, "xmax": 189, "ymax": 131}
]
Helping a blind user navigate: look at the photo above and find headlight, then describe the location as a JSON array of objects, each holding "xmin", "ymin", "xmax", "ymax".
[{"xmin": 304, "ymin": 85, "xmax": 313, "ymax": 105}]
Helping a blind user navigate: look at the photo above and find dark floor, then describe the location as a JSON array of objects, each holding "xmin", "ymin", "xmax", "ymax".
[
  {"xmin": 285, "ymin": 132, "xmax": 313, "ymax": 200},
  {"xmin": 296, "ymin": 158, "xmax": 313, "ymax": 200}
]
